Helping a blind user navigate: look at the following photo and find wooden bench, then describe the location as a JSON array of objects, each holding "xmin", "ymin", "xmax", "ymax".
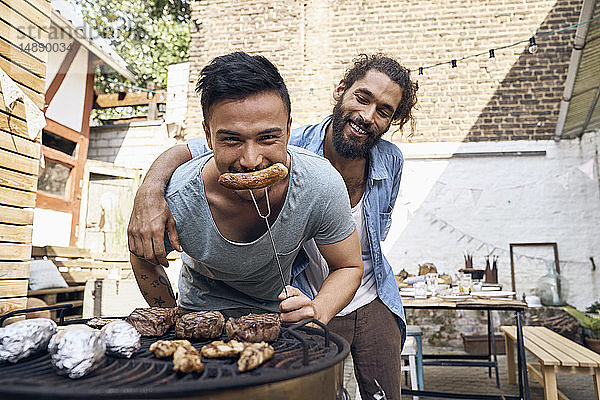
[
  {"xmin": 29, "ymin": 246, "xmax": 132, "ymax": 320},
  {"xmin": 502, "ymin": 325, "xmax": 600, "ymax": 400},
  {"xmin": 32, "ymin": 246, "xmax": 132, "ymax": 285}
]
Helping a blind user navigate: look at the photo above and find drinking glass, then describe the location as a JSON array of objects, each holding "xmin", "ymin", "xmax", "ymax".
[
  {"xmin": 426, "ymin": 273, "xmax": 439, "ymax": 295},
  {"xmin": 414, "ymin": 281, "xmax": 428, "ymax": 299},
  {"xmin": 459, "ymin": 273, "xmax": 472, "ymax": 294}
]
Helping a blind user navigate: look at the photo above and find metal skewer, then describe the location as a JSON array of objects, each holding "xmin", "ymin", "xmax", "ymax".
[{"xmin": 249, "ymin": 187, "xmax": 288, "ymax": 298}]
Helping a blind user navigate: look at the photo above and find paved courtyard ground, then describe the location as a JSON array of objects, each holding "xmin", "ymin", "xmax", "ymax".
[{"xmin": 342, "ymin": 350, "xmax": 596, "ymax": 400}]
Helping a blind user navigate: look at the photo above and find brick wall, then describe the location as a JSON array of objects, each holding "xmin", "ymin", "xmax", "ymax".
[
  {"xmin": 186, "ymin": 0, "xmax": 582, "ymax": 142},
  {"xmin": 88, "ymin": 121, "xmax": 176, "ymax": 171}
]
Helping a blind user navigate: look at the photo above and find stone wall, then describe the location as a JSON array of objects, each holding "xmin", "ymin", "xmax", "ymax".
[{"xmin": 186, "ymin": 0, "xmax": 582, "ymax": 142}]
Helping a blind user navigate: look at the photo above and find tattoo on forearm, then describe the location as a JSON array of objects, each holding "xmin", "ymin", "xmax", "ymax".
[
  {"xmin": 158, "ymin": 275, "xmax": 176, "ymax": 301},
  {"xmin": 140, "ymin": 274, "xmax": 148, "ymax": 280},
  {"xmin": 153, "ymin": 296, "xmax": 166, "ymax": 306},
  {"xmin": 151, "ymin": 279, "xmax": 160, "ymax": 288}
]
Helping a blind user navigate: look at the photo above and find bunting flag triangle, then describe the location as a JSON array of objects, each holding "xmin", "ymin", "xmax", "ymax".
[
  {"xmin": 23, "ymin": 96, "xmax": 46, "ymax": 140},
  {"xmin": 434, "ymin": 182, "xmax": 446, "ymax": 197},
  {"xmin": 470, "ymin": 188, "xmax": 483, "ymax": 206},
  {"xmin": 577, "ymin": 158, "xmax": 595, "ymax": 180},
  {"xmin": 555, "ymin": 172, "xmax": 570, "ymax": 190}
]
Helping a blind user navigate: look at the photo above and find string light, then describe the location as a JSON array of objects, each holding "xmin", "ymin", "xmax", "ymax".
[
  {"xmin": 410, "ymin": 15, "xmax": 600, "ymax": 74},
  {"xmin": 528, "ymin": 36, "xmax": 538, "ymax": 54}
]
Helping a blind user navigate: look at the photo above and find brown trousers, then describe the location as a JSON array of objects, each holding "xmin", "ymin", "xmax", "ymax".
[{"xmin": 328, "ymin": 297, "xmax": 403, "ymax": 400}]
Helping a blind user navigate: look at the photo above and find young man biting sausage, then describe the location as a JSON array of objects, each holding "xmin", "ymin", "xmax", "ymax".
[
  {"xmin": 129, "ymin": 52, "xmax": 363, "ymax": 325},
  {"xmin": 129, "ymin": 54, "xmax": 417, "ymax": 400}
]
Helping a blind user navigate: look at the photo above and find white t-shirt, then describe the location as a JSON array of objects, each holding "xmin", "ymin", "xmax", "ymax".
[{"xmin": 303, "ymin": 194, "xmax": 377, "ymax": 316}]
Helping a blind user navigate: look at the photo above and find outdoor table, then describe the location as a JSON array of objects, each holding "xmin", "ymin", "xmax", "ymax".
[{"xmin": 401, "ymin": 296, "xmax": 530, "ymax": 400}]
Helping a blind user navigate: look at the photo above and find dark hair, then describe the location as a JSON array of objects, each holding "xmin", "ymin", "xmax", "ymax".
[
  {"xmin": 342, "ymin": 54, "xmax": 418, "ymax": 129},
  {"xmin": 195, "ymin": 52, "xmax": 291, "ymax": 121}
]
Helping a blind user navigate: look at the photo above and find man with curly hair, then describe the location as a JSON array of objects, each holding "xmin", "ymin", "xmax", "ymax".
[{"xmin": 128, "ymin": 54, "xmax": 417, "ymax": 400}]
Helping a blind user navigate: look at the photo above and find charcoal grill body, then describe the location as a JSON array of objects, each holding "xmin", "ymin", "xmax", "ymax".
[{"xmin": 0, "ymin": 319, "xmax": 349, "ymax": 400}]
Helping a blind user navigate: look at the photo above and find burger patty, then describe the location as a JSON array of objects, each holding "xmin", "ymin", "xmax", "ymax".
[
  {"xmin": 225, "ymin": 313, "xmax": 281, "ymax": 342},
  {"xmin": 125, "ymin": 307, "xmax": 178, "ymax": 337},
  {"xmin": 175, "ymin": 311, "xmax": 225, "ymax": 340}
]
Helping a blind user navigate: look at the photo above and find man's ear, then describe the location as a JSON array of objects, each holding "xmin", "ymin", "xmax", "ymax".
[
  {"xmin": 285, "ymin": 116, "xmax": 292, "ymax": 145},
  {"xmin": 202, "ymin": 121, "xmax": 213, "ymax": 150},
  {"xmin": 333, "ymin": 79, "xmax": 346, "ymax": 102}
]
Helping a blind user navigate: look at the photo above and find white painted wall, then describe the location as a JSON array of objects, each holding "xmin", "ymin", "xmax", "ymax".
[
  {"xmin": 32, "ymin": 208, "xmax": 72, "ymax": 246},
  {"xmin": 45, "ymin": 35, "xmax": 88, "ymax": 132},
  {"xmin": 383, "ymin": 131, "xmax": 600, "ymax": 309}
]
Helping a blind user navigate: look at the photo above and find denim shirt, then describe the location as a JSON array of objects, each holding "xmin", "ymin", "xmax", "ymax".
[
  {"xmin": 186, "ymin": 116, "xmax": 406, "ymax": 334},
  {"xmin": 289, "ymin": 116, "xmax": 406, "ymax": 335}
]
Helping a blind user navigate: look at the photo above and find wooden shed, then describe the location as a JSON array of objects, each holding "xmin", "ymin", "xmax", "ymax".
[{"xmin": 1, "ymin": 0, "xmax": 51, "ymax": 321}]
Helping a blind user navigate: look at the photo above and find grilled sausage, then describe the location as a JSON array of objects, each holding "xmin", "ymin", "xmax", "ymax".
[{"xmin": 218, "ymin": 163, "xmax": 288, "ymax": 190}]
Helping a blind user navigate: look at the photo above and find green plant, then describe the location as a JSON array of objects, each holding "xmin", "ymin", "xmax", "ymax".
[
  {"xmin": 564, "ymin": 306, "xmax": 600, "ymax": 339},
  {"xmin": 585, "ymin": 301, "xmax": 600, "ymax": 314}
]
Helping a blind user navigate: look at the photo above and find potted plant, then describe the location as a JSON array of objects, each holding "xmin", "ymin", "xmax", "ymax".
[{"xmin": 564, "ymin": 305, "xmax": 600, "ymax": 353}]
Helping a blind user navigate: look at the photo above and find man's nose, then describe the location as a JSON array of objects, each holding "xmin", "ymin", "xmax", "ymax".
[
  {"xmin": 360, "ymin": 105, "xmax": 376, "ymax": 126},
  {"xmin": 239, "ymin": 143, "xmax": 263, "ymax": 170}
]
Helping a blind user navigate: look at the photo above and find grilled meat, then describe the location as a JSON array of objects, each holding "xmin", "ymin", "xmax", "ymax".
[
  {"xmin": 225, "ymin": 313, "xmax": 281, "ymax": 342},
  {"xmin": 149, "ymin": 339, "xmax": 195, "ymax": 358},
  {"xmin": 237, "ymin": 342, "xmax": 274, "ymax": 372},
  {"xmin": 200, "ymin": 340, "xmax": 246, "ymax": 358},
  {"xmin": 175, "ymin": 311, "xmax": 225, "ymax": 340},
  {"xmin": 125, "ymin": 307, "xmax": 178, "ymax": 337},
  {"xmin": 172, "ymin": 346, "xmax": 204, "ymax": 374}
]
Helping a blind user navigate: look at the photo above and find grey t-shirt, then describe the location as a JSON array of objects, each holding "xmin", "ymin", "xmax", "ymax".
[{"xmin": 164, "ymin": 145, "xmax": 355, "ymax": 313}]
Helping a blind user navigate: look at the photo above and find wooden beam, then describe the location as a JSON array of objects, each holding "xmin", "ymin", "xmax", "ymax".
[
  {"xmin": 0, "ymin": 205, "xmax": 33, "ymax": 225},
  {"xmin": 0, "ymin": 262, "xmax": 29, "ymax": 279},
  {"xmin": 0, "ymin": 297, "xmax": 27, "ymax": 315},
  {"xmin": 69, "ymin": 55, "xmax": 93, "ymax": 245},
  {"xmin": 0, "ymin": 147, "xmax": 39, "ymax": 175},
  {"xmin": 0, "ymin": 166, "xmax": 38, "ymax": 191},
  {"xmin": 0, "ymin": 223, "xmax": 32, "ymax": 243},
  {"xmin": 44, "ymin": 40, "xmax": 80, "ymax": 109},
  {"xmin": 0, "ymin": 185, "xmax": 36, "ymax": 208},
  {"xmin": 0, "ymin": 130, "xmax": 40, "ymax": 159},
  {"xmin": 95, "ymin": 90, "xmax": 167, "ymax": 108},
  {"xmin": 0, "ymin": 279, "xmax": 28, "ymax": 298}
]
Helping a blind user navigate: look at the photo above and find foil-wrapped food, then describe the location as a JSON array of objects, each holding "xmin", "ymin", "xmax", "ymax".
[
  {"xmin": 100, "ymin": 320, "xmax": 141, "ymax": 358},
  {"xmin": 48, "ymin": 325, "xmax": 105, "ymax": 379},
  {"xmin": 0, "ymin": 318, "xmax": 57, "ymax": 363}
]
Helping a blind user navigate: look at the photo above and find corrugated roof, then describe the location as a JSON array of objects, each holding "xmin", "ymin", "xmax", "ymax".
[
  {"xmin": 51, "ymin": 0, "xmax": 136, "ymax": 81},
  {"xmin": 558, "ymin": 0, "xmax": 600, "ymax": 138}
]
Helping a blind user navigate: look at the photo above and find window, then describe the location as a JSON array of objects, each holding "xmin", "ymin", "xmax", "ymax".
[{"xmin": 37, "ymin": 160, "xmax": 72, "ymax": 198}]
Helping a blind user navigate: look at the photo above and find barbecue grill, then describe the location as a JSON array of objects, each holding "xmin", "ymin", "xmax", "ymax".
[{"xmin": 0, "ymin": 309, "xmax": 350, "ymax": 400}]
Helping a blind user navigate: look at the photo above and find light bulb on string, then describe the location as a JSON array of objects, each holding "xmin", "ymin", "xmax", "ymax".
[
  {"xmin": 418, "ymin": 67, "xmax": 423, "ymax": 75},
  {"xmin": 528, "ymin": 37, "xmax": 538, "ymax": 54},
  {"xmin": 147, "ymin": 91, "xmax": 154, "ymax": 100},
  {"xmin": 451, "ymin": 59, "xmax": 457, "ymax": 68},
  {"xmin": 489, "ymin": 49, "xmax": 495, "ymax": 58}
]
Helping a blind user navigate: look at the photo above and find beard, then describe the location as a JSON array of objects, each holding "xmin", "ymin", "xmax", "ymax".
[{"xmin": 330, "ymin": 98, "xmax": 383, "ymax": 159}]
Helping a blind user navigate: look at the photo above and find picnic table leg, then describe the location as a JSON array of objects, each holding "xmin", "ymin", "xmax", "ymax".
[
  {"xmin": 542, "ymin": 365, "xmax": 558, "ymax": 400},
  {"xmin": 505, "ymin": 331, "xmax": 516, "ymax": 385},
  {"xmin": 593, "ymin": 368, "xmax": 600, "ymax": 400},
  {"xmin": 488, "ymin": 310, "xmax": 500, "ymax": 388},
  {"xmin": 516, "ymin": 311, "xmax": 531, "ymax": 400}
]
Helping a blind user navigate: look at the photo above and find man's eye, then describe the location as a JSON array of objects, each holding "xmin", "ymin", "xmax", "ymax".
[
  {"xmin": 356, "ymin": 95, "xmax": 368, "ymax": 104},
  {"xmin": 378, "ymin": 109, "xmax": 391, "ymax": 118},
  {"xmin": 260, "ymin": 135, "xmax": 277, "ymax": 141}
]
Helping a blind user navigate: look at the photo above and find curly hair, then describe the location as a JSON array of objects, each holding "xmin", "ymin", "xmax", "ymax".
[{"xmin": 341, "ymin": 54, "xmax": 418, "ymax": 129}]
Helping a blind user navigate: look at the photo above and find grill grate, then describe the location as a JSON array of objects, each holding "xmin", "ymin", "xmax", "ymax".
[{"xmin": 0, "ymin": 320, "xmax": 348, "ymax": 399}]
